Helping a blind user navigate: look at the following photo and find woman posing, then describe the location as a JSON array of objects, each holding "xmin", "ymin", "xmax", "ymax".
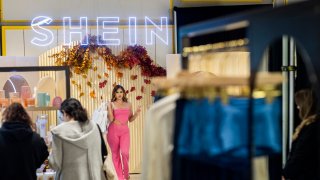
[{"xmin": 107, "ymin": 85, "xmax": 141, "ymax": 180}]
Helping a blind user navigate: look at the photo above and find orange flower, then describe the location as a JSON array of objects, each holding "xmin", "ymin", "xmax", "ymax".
[
  {"xmin": 130, "ymin": 75, "xmax": 138, "ymax": 80},
  {"xmin": 116, "ymin": 72, "xmax": 123, "ymax": 78},
  {"xmin": 90, "ymin": 90, "xmax": 96, "ymax": 98},
  {"xmin": 87, "ymin": 81, "xmax": 92, "ymax": 87}
]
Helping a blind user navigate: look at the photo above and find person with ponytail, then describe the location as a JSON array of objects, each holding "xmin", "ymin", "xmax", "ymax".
[
  {"xmin": 283, "ymin": 89, "xmax": 320, "ymax": 180},
  {"xmin": 49, "ymin": 98, "xmax": 106, "ymax": 180}
]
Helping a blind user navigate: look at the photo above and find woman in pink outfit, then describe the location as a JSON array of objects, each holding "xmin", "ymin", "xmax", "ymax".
[{"xmin": 107, "ymin": 85, "xmax": 141, "ymax": 180}]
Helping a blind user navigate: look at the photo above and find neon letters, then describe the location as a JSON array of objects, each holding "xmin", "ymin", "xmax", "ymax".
[{"xmin": 31, "ymin": 16, "xmax": 168, "ymax": 46}]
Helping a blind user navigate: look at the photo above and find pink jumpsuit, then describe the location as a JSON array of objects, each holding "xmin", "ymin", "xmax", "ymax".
[{"xmin": 107, "ymin": 107, "xmax": 131, "ymax": 180}]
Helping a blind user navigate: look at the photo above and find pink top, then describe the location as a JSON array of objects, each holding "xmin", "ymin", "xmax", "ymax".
[{"xmin": 113, "ymin": 108, "xmax": 131, "ymax": 124}]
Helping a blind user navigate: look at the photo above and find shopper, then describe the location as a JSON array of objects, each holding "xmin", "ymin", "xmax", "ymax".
[
  {"xmin": 49, "ymin": 98, "xmax": 106, "ymax": 180},
  {"xmin": 0, "ymin": 102, "xmax": 49, "ymax": 180},
  {"xmin": 283, "ymin": 89, "xmax": 320, "ymax": 180},
  {"xmin": 107, "ymin": 85, "xmax": 141, "ymax": 180}
]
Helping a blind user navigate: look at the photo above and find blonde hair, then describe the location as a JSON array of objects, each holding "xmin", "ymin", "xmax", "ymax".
[{"xmin": 292, "ymin": 89, "xmax": 318, "ymax": 141}]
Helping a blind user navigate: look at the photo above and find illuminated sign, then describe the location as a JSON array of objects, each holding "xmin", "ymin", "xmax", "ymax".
[
  {"xmin": 31, "ymin": 16, "xmax": 168, "ymax": 46},
  {"xmin": 31, "ymin": 16, "xmax": 54, "ymax": 46}
]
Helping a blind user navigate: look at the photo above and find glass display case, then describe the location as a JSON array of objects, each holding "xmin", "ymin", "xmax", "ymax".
[{"xmin": 0, "ymin": 66, "xmax": 70, "ymax": 129}]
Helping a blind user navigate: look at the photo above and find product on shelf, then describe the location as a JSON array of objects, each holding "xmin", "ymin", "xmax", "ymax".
[
  {"xmin": 26, "ymin": 98, "xmax": 35, "ymax": 107},
  {"xmin": 0, "ymin": 90, "xmax": 5, "ymax": 98},
  {"xmin": 10, "ymin": 97, "xmax": 21, "ymax": 104},
  {"xmin": 0, "ymin": 98, "xmax": 9, "ymax": 107},
  {"xmin": 9, "ymin": 92, "xmax": 20, "ymax": 98}
]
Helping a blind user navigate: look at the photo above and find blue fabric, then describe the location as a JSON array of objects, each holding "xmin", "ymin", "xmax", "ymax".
[
  {"xmin": 177, "ymin": 97, "xmax": 281, "ymax": 162},
  {"xmin": 219, "ymin": 97, "xmax": 281, "ymax": 159},
  {"xmin": 178, "ymin": 99, "xmax": 222, "ymax": 157},
  {"xmin": 173, "ymin": 97, "xmax": 281, "ymax": 180},
  {"xmin": 173, "ymin": 98, "xmax": 249, "ymax": 180}
]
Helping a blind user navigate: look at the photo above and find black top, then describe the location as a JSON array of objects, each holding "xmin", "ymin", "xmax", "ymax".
[
  {"xmin": 283, "ymin": 119, "xmax": 320, "ymax": 180},
  {"xmin": 0, "ymin": 121, "xmax": 49, "ymax": 180}
]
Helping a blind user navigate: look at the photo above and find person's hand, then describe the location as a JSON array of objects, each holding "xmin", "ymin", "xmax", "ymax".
[
  {"xmin": 282, "ymin": 176, "xmax": 285, "ymax": 180},
  {"xmin": 135, "ymin": 105, "xmax": 142, "ymax": 114},
  {"xmin": 107, "ymin": 103, "xmax": 112, "ymax": 110}
]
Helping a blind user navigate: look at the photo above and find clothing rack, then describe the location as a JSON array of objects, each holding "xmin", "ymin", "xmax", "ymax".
[
  {"xmin": 174, "ymin": 1, "xmax": 320, "ymax": 179},
  {"xmin": 152, "ymin": 71, "xmax": 283, "ymax": 90}
]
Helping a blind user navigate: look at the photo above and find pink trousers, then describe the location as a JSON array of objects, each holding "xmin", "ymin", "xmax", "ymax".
[{"xmin": 107, "ymin": 123, "xmax": 130, "ymax": 180}]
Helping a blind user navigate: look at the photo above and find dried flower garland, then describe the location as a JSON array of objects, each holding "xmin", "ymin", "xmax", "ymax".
[
  {"xmin": 51, "ymin": 34, "xmax": 166, "ymax": 77},
  {"xmin": 50, "ymin": 34, "xmax": 164, "ymax": 99}
]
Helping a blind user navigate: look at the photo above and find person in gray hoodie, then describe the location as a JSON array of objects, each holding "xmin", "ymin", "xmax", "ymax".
[{"xmin": 49, "ymin": 98, "xmax": 107, "ymax": 180}]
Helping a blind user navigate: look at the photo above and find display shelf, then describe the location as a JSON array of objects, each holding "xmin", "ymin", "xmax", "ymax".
[{"xmin": 0, "ymin": 66, "xmax": 70, "ymax": 128}]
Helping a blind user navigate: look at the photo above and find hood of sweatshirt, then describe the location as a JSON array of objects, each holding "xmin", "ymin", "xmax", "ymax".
[
  {"xmin": 51, "ymin": 120, "xmax": 96, "ymax": 149},
  {"xmin": 0, "ymin": 121, "xmax": 33, "ymax": 143}
]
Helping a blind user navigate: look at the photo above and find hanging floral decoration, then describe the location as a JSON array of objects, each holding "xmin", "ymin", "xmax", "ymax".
[
  {"xmin": 50, "ymin": 34, "xmax": 163, "ymax": 98},
  {"xmin": 51, "ymin": 34, "xmax": 166, "ymax": 77}
]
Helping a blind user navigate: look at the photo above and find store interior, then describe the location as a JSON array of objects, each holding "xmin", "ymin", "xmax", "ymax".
[{"xmin": 1, "ymin": 0, "xmax": 320, "ymax": 179}]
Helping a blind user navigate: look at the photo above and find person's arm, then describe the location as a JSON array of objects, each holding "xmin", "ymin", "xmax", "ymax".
[
  {"xmin": 48, "ymin": 134, "xmax": 63, "ymax": 171},
  {"xmin": 33, "ymin": 133, "xmax": 49, "ymax": 168},
  {"xmin": 129, "ymin": 103, "xmax": 141, "ymax": 122},
  {"xmin": 107, "ymin": 102, "xmax": 114, "ymax": 122}
]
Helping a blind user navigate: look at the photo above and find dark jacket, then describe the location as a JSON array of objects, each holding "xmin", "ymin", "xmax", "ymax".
[
  {"xmin": 283, "ymin": 120, "xmax": 320, "ymax": 180},
  {"xmin": 0, "ymin": 121, "xmax": 49, "ymax": 180}
]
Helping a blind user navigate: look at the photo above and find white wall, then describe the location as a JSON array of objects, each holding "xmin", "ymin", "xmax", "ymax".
[
  {"xmin": 2, "ymin": 0, "xmax": 170, "ymax": 21},
  {"xmin": 3, "ymin": 26, "xmax": 173, "ymax": 68}
]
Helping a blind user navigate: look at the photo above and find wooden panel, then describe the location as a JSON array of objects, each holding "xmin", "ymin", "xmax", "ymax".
[{"xmin": 39, "ymin": 43, "xmax": 157, "ymax": 173}]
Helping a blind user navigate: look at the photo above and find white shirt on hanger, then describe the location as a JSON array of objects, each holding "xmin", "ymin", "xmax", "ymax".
[
  {"xmin": 142, "ymin": 93, "xmax": 180, "ymax": 180},
  {"xmin": 92, "ymin": 101, "xmax": 109, "ymax": 133}
]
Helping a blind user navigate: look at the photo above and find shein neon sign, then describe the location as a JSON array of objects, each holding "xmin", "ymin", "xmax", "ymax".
[{"xmin": 31, "ymin": 16, "xmax": 168, "ymax": 47}]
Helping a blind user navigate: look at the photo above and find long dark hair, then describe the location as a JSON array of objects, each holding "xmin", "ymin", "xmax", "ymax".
[
  {"xmin": 60, "ymin": 98, "xmax": 88, "ymax": 123},
  {"xmin": 111, "ymin": 85, "xmax": 128, "ymax": 102},
  {"xmin": 2, "ymin": 103, "xmax": 32, "ymax": 125}
]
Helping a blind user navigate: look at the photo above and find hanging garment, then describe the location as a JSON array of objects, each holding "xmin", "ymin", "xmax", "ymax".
[
  {"xmin": 219, "ymin": 97, "xmax": 281, "ymax": 160},
  {"xmin": 92, "ymin": 101, "xmax": 109, "ymax": 133},
  {"xmin": 172, "ymin": 99, "xmax": 248, "ymax": 180},
  {"xmin": 142, "ymin": 93, "xmax": 180, "ymax": 180},
  {"xmin": 178, "ymin": 98, "xmax": 222, "ymax": 157},
  {"xmin": 173, "ymin": 97, "xmax": 281, "ymax": 180}
]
